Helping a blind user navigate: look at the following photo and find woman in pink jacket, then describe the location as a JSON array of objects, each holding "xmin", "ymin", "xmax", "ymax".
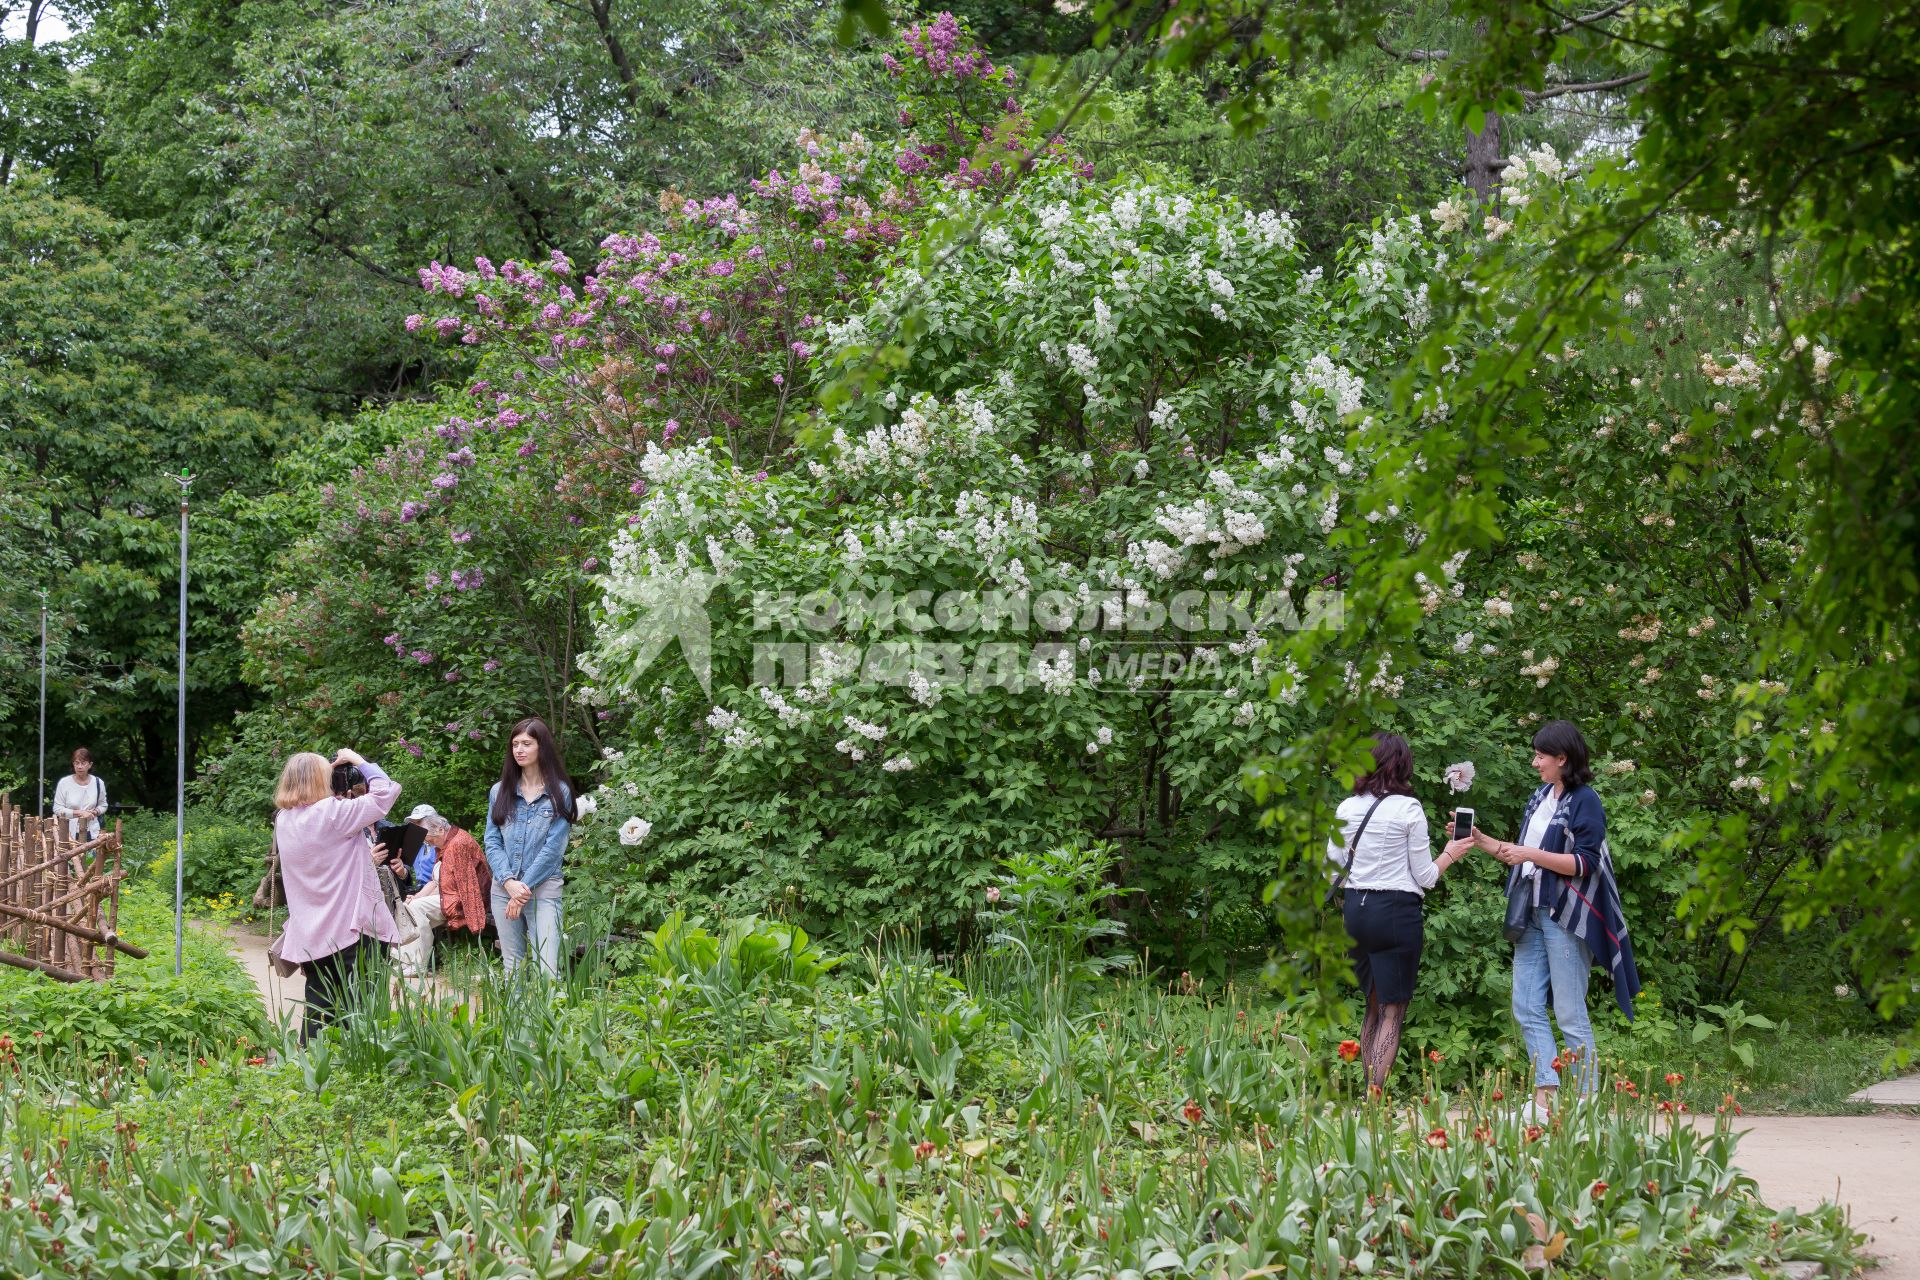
[{"xmin": 273, "ymin": 746, "xmax": 401, "ymax": 1042}]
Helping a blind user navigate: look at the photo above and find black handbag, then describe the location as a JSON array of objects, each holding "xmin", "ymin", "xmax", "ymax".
[
  {"xmin": 1324, "ymin": 796, "xmax": 1388, "ymax": 907},
  {"xmin": 1502, "ymin": 871, "xmax": 1534, "ymax": 943}
]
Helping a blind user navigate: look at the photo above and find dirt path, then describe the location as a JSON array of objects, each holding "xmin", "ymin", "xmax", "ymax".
[
  {"xmin": 211, "ymin": 931, "xmax": 1916, "ymax": 1276},
  {"xmin": 1716, "ymin": 1114, "xmax": 1920, "ymax": 1278},
  {"xmin": 218, "ymin": 921, "xmax": 303, "ymax": 1030}
]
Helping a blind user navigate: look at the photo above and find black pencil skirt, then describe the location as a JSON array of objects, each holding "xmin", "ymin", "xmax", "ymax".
[{"xmin": 1342, "ymin": 888, "xmax": 1425, "ymax": 1004}]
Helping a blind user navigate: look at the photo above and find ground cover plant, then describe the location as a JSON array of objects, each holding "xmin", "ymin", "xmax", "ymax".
[{"xmin": 0, "ymin": 852, "xmax": 1864, "ymax": 1277}]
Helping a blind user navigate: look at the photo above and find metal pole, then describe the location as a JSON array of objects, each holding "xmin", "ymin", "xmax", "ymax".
[
  {"xmin": 37, "ymin": 591, "xmax": 47, "ymax": 817},
  {"xmin": 174, "ymin": 472, "xmax": 194, "ymax": 976}
]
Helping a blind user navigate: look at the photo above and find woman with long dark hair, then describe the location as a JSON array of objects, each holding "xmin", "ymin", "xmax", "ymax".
[
  {"xmin": 482, "ymin": 717, "xmax": 576, "ymax": 977},
  {"xmin": 1328, "ymin": 733, "xmax": 1472, "ymax": 1092},
  {"xmin": 1469, "ymin": 719, "xmax": 1641, "ymax": 1118}
]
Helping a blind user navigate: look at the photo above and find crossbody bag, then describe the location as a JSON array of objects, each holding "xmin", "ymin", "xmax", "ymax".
[{"xmin": 1324, "ymin": 795, "xmax": 1388, "ymax": 907}]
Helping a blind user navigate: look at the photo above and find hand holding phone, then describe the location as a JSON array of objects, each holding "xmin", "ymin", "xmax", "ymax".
[{"xmin": 1453, "ymin": 807, "xmax": 1475, "ymax": 842}]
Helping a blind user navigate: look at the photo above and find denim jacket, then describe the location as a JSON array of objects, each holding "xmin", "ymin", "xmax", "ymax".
[{"xmin": 483, "ymin": 780, "xmax": 572, "ymax": 889}]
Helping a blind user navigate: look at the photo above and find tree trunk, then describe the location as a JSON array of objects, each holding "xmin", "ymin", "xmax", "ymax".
[{"xmin": 1465, "ymin": 111, "xmax": 1503, "ymax": 201}]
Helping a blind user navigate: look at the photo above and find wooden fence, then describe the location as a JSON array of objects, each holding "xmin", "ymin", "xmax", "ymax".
[{"xmin": 0, "ymin": 793, "xmax": 147, "ymax": 982}]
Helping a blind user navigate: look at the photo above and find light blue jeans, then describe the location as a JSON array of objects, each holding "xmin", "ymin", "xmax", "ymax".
[
  {"xmin": 492, "ymin": 877, "xmax": 564, "ymax": 978},
  {"xmin": 1511, "ymin": 911, "xmax": 1597, "ymax": 1093}
]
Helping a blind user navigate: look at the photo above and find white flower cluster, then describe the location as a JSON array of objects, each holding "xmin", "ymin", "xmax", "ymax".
[
  {"xmin": 906, "ymin": 670, "xmax": 942, "ymax": 707},
  {"xmin": 1035, "ymin": 652, "xmax": 1076, "ymax": 695},
  {"xmin": 757, "ymin": 686, "xmax": 808, "ymax": 727},
  {"xmin": 1499, "ymin": 144, "xmax": 1564, "ymax": 208},
  {"xmin": 881, "ymin": 755, "xmax": 915, "ymax": 773},
  {"xmin": 1429, "ymin": 198, "xmax": 1469, "ymax": 235},
  {"xmin": 1242, "ymin": 208, "xmax": 1297, "ymax": 253},
  {"xmin": 1290, "ymin": 354, "xmax": 1365, "ymax": 427},
  {"xmin": 1483, "ymin": 596, "xmax": 1516, "ymax": 618},
  {"xmin": 704, "ymin": 705, "xmax": 763, "ymax": 751},
  {"xmin": 1519, "ymin": 650, "xmax": 1561, "ymax": 687},
  {"xmin": 1085, "ymin": 724, "xmax": 1116, "ymax": 754},
  {"xmin": 945, "ymin": 489, "xmax": 1042, "ymax": 566},
  {"xmin": 1140, "ymin": 470, "xmax": 1270, "ymax": 571}
]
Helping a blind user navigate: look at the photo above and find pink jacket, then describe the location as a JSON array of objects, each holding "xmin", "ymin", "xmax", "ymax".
[{"xmin": 273, "ymin": 760, "xmax": 402, "ymax": 963}]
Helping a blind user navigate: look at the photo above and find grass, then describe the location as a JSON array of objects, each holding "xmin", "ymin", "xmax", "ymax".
[
  {"xmin": 0, "ymin": 914, "xmax": 1871, "ymax": 1278},
  {"xmin": 0, "ymin": 840, "xmax": 1899, "ymax": 1275}
]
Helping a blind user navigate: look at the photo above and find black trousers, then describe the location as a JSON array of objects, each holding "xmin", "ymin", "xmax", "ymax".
[{"xmin": 299, "ymin": 937, "xmax": 378, "ymax": 1043}]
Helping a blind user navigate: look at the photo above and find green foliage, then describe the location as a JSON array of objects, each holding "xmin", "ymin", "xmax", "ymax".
[
  {"xmin": 0, "ymin": 178, "xmax": 313, "ymax": 806},
  {"xmin": 978, "ymin": 840, "xmax": 1135, "ymax": 1015},
  {"xmin": 1116, "ymin": 0, "xmax": 1920, "ymax": 1045},
  {"xmin": 0, "ymin": 881, "xmax": 266, "ymax": 1060},
  {"xmin": 639, "ymin": 911, "xmax": 841, "ymax": 993},
  {"xmin": 153, "ymin": 813, "xmax": 269, "ymax": 904},
  {"xmin": 0, "ymin": 937, "xmax": 1866, "ymax": 1276}
]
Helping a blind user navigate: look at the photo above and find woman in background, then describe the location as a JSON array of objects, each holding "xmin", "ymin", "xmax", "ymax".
[
  {"xmin": 274, "ymin": 747, "xmax": 401, "ymax": 1041},
  {"xmin": 53, "ymin": 747, "xmax": 108, "ymax": 843},
  {"xmin": 1328, "ymin": 733, "xmax": 1472, "ymax": 1093},
  {"xmin": 483, "ymin": 718, "xmax": 575, "ymax": 978},
  {"xmin": 1470, "ymin": 719, "xmax": 1640, "ymax": 1118}
]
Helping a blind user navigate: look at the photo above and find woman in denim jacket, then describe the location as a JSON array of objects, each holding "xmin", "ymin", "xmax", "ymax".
[{"xmin": 483, "ymin": 717, "xmax": 576, "ymax": 977}]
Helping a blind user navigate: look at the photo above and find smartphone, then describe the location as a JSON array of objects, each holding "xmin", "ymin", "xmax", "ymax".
[{"xmin": 1453, "ymin": 808, "xmax": 1474, "ymax": 841}]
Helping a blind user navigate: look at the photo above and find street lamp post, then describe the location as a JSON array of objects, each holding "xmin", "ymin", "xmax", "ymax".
[
  {"xmin": 37, "ymin": 590, "xmax": 47, "ymax": 818},
  {"xmin": 174, "ymin": 472, "xmax": 194, "ymax": 976}
]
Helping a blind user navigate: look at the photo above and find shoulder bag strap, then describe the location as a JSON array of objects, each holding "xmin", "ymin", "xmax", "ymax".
[{"xmin": 1325, "ymin": 795, "xmax": 1388, "ymax": 905}]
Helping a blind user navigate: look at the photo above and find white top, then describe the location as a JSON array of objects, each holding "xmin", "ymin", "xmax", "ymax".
[
  {"xmin": 1325, "ymin": 793, "xmax": 1438, "ymax": 894},
  {"xmin": 53, "ymin": 774, "xmax": 107, "ymax": 842},
  {"xmin": 1517, "ymin": 794, "xmax": 1556, "ymax": 879}
]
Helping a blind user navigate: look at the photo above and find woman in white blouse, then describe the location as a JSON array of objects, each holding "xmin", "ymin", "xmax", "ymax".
[
  {"xmin": 1326, "ymin": 733, "xmax": 1473, "ymax": 1092},
  {"xmin": 53, "ymin": 747, "xmax": 109, "ymax": 843}
]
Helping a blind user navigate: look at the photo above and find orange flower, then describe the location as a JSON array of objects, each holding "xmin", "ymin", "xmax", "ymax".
[
  {"xmin": 1427, "ymin": 1050, "xmax": 1445, "ymax": 1063},
  {"xmin": 1591, "ymin": 1181, "xmax": 1609, "ymax": 1197},
  {"xmin": 1425, "ymin": 1128, "xmax": 1449, "ymax": 1149},
  {"xmin": 1646, "ymin": 1180, "xmax": 1661, "ymax": 1196},
  {"xmin": 1338, "ymin": 1040, "xmax": 1361, "ymax": 1061},
  {"xmin": 1471, "ymin": 1125, "xmax": 1492, "ymax": 1142},
  {"xmin": 1664, "ymin": 1072, "xmax": 1684, "ymax": 1086},
  {"xmin": 1490, "ymin": 1089, "xmax": 1504, "ymax": 1101},
  {"xmin": 1182, "ymin": 1099, "xmax": 1204, "ymax": 1124},
  {"xmin": 1524, "ymin": 1125, "xmax": 1544, "ymax": 1143}
]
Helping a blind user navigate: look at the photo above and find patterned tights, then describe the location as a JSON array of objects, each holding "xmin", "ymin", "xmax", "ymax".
[{"xmin": 1360, "ymin": 988, "xmax": 1408, "ymax": 1092}]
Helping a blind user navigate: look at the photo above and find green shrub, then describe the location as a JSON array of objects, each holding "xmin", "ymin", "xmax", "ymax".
[
  {"xmin": 151, "ymin": 815, "xmax": 271, "ymax": 904},
  {"xmin": 0, "ymin": 880, "xmax": 266, "ymax": 1058}
]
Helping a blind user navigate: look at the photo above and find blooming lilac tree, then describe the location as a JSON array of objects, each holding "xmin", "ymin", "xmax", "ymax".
[{"xmin": 571, "ymin": 167, "xmax": 1446, "ymax": 943}]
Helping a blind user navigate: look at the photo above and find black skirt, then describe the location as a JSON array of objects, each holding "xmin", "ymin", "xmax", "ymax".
[{"xmin": 1342, "ymin": 888, "xmax": 1425, "ymax": 1004}]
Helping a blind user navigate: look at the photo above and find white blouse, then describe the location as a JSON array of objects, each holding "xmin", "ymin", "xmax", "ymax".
[
  {"xmin": 1324, "ymin": 793, "xmax": 1439, "ymax": 895},
  {"xmin": 53, "ymin": 774, "xmax": 108, "ymax": 842}
]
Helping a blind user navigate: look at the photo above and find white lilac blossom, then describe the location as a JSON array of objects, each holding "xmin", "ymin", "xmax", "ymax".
[
  {"xmin": 906, "ymin": 670, "xmax": 942, "ymax": 707},
  {"xmin": 1233, "ymin": 701, "xmax": 1258, "ymax": 726},
  {"xmin": 1036, "ymin": 652, "xmax": 1075, "ymax": 695},
  {"xmin": 575, "ymin": 794, "xmax": 598, "ymax": 818},
  {"xmin": 881, "ymin": 755, "xmax": 915, "ymax": 773},
  {"xmin": 758, "ymin": 686, "xmax": 808, "ymax": 727},
  {"xmin": 843, "ymin": 715, "xmax": 888, "ymax": 742}
]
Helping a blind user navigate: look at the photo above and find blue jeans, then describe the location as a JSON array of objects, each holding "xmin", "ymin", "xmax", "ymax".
[
  {"xmin": 492, "ymin": 877, "xmax": 563, "ymax": 978},
  {"xmin": 1511, "ymin": 911, "xmax": 1596, "ymax": 1093}
]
